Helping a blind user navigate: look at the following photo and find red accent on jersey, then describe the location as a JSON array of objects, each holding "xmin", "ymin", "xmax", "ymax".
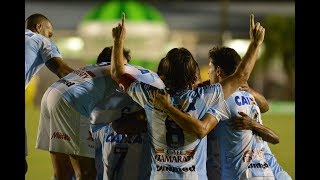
[{"xmin": 118, "ymin": 73, "xmax": 137, "ymax": 91}]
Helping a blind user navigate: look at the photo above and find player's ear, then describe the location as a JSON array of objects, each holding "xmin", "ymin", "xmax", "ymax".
[
  {"xmin": 216, "ymin": 66, "xmax": 223, "ymax": 77},
  {"xmin": 190, "ymin": 75, "xmax": 198, "ymax": 89},
  {"xmin": 35, "ymin": 23, "xmax": 42, "ymax": 33}
]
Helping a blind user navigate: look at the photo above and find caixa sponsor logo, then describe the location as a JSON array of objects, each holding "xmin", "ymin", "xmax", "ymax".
[
  {"xmin": 105, "ymin": 133, "xmax": 142, "ymax": 144},
  {"xmin": 51, "ymin": 132, "xmax": 71, "ymax": 141},
  {"xmin": 234, "ymin": 95, "xmax": 256, "ymax": 106}
]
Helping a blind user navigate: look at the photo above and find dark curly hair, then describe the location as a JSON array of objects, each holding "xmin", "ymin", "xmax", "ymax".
[{"xmin": 158, "ymin": 47, "xmax": 199, "ymax": 93}]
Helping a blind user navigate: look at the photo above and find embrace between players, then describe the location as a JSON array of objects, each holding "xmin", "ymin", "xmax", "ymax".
[{"xmin": 26, "ymin": 12, "xmax": 291, "ymax": 180}]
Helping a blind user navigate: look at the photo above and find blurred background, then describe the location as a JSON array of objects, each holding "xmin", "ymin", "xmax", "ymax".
[{"xmin": 25, "ymin": 0, "xmax": 295, "ymax": 179}]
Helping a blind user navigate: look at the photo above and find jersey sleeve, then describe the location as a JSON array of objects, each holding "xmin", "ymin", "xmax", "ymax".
[
  {"xmin": 206, "ymin": 100, "xmax": 231, "ymax": 122},
  {"xmin": 118, "ymin": 73, "xmax": 160, "ymax": 108},
  {"xmin": 202, "ymin": 83, "xmax": 231, "ymax": 122},
  {"xmin": 40, "ymin": 38, "xmax": 63, "ymax": 63}
]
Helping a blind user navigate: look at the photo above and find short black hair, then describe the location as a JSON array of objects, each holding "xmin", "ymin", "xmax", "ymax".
[
  {"xmin": 208, "ymin": 46, "xmax": 241, "ymax": 76},
  {"xmin": 96, "ymin": 46, "xmax": 131, "ymax": 64},
  {"xmin": 25, "ymin": 13, "xmax": 50, "ymax": 30}
]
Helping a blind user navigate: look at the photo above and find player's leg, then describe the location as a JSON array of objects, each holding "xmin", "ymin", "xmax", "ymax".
[
  {"xmin": 50, "ymin": 152, "xmax": 74, "ymax": 180},
  {"xmin": 69, "ymin": 154, "xmax": 96, "ymax": 180},
  {"xmin": 36, "ymin": 88, "xmax": 89, "ymax": 179},
  {"xmin": 69, "ymin": 115, "xmax": 97, "ymax": 180}
]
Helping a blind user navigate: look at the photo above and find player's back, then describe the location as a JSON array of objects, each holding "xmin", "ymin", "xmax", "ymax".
[
  {"xmin": 48, "ymin": 63, "xmax": 116, "ymax": 118},
  {"xmin": 90, "ymin": 63, "xmax": 165, "ymax": 124},
  {"xmin": 126, "ymin": 81, "xmax": 225, "ymax": 180},
  {"xmin": 90, "ymin": 63, "xmax": 165, "ymax": 180}
]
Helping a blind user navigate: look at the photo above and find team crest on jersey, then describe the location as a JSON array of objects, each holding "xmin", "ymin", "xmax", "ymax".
[{"xmin": 242, "ymin": 148, "xmax": 265, "ymax": 163}]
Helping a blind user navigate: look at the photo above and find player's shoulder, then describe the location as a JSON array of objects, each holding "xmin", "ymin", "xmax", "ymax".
[
  {"xmin": 25, "ymin": 29, "xmax": 35, "ymax": 37},
  {"xmin": 25, "ymin": 29, "xmax": 45, "ymax": 40},
  {"xmin": 196, "ymin": 82, "xmax": 222, "ymax": 94},
  {"xmin": 237, "ymin": 88, "xmax": 254, "ymax": 98},
  {"xmin": 124, "ymin": 64, "xmax": 155, "ymax": 75},
  {"xmin": 26, "ymin": 32, "xmax": 56, "ymax": 49}
]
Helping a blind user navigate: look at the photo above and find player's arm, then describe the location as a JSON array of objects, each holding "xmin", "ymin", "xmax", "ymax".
[
  {"xmin": 153, "ymin": 90, "xmax": 219, "ymax": 139},
  {"xmin": 109, "ymin": 12, "xmax": 141, "ymax": 93},
  {"xmin": 110, "ymin": 12, "xmax": 127, "ymax": 83},
  {"xmin": 45, "ymin": 57, "xmax": 74, "ymax": 78},
  {"xmin": 233, "ymin": 112, "xmax": 279, "ymax": 144},
  {"xmin": 240, "ymin": 83, "xmax": 269, "ymax": 113},
  {"xmin": 220, "ymin": 14, "xmax": 265, "ymax": 99}
]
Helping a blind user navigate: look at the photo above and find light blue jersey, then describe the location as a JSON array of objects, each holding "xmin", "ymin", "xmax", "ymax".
[
  {"xmin": 25, "ymin": 29, "xmax": 62, "ymax": 156},
  {"xmin": 88, "ymin": 63, "xmax": 165, "ymax": 180},
  {"xmin": 91, "ymin": 123, "xmax": 151, "ymax": 180},
  {"xmin": 207, "ymin": 89, "xmax": 275, "ymax": 180},
  {"xmin": 25, "ymin": 29, "xmax": 62, "ymax": 88},
  {"xmin": 263, "ymin": 142, "xmax": 292, "ymax": 180},
  {"xmin": 49, "ymin": 63, "xmax": 164, "ymax": 119},
  {"xmin": 119, "ymin": 75, "xmax": 226, "ymax": 180}
]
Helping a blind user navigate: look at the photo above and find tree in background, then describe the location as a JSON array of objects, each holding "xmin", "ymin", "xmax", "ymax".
[{"xmin": 253, "ymin": 15, "xmax": 295, "ymax": 100}]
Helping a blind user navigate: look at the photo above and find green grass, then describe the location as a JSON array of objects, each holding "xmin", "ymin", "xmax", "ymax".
[
  {"xmin": 261, "ymin": 112, "xmax": 295, "ymax": 179},
  {"xmin": 25, "ymin": 102, "xmax": 295, "ymax": 180},
  {"xmin": 26, "ymin": 105, "xmax": 53, "ymax": 180}
]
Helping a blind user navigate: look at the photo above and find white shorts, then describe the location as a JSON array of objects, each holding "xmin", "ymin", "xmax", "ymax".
[{"xmin": 36, "ymin": 88, "xmax": 95, "ymax": 158}]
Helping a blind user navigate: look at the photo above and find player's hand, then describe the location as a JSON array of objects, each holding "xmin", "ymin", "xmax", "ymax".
[
  {"xmin": 112, "ymin": 12, "xmax": 126, "ymax": 42},
  {"xmin": 239, "ymin": 82, "xmax": 251, "ymax": 93},
  {"xmin": 232, "ymin": 112, "xmax": 254, "ymax": 130},
  {"xmin": 152, "ymin": 89, "xmax": 171, "ymax": 111},
  {"xmin": 249, "ymin": 14, "xmax": 265, "ymax": 46}
]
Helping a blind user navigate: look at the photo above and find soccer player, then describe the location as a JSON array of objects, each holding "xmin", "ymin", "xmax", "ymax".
[
  {"xmin": 154, "ymin": 47, "xmax": 291, "ymax": 180},
  {"xmin": 110, "ymin": 13, "xmax": 264, "ymax": 179},
  {"xmin": 203, "ymin": 45, "xmax": 292, "ymax": 179},
  {"xmin": 90, "ymin": 46, "xmax": 162, "ymax": 180},
  {"xmin": 154, "ymin": 39, "xmax": 291, "ymax": 180},
  {"xmin": 92, "ymin": 109, "xmax": 151, "ymax": 180},
  {"xmin": 35, "ymin": 45, "xmax": 164, "ymax": 179},
  {"xmin": 228, "ymin": 84, "xmax": 291, "ymax": 180},
  {"xmin": 25, "ymin": 13, "xmax": 73, "ymax": 174}
]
